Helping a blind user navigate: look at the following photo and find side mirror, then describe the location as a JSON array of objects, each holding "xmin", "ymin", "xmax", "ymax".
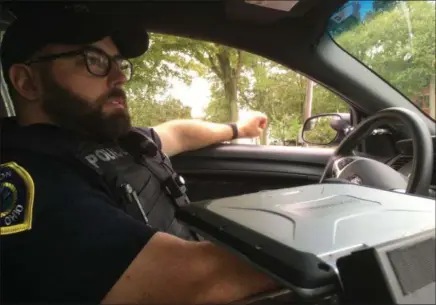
[{"xmin": 302, "ymin": 114, "xmax": 349, "ymax": 146}]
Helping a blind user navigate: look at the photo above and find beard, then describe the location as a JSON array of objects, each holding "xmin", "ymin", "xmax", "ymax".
[{"xmin": 39, "ymin": 70, "xmax": 132, "ymax": 143}]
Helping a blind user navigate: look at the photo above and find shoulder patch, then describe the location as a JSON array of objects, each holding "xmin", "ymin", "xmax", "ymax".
[{"xmin": 0, "ymin": 162, "xmax": 35, "ymax": 235}]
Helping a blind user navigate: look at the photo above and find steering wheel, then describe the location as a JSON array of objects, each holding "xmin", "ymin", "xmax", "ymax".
[{"xmin": 320, "ymin": 107, "xmax": 433, "ymax": 196}]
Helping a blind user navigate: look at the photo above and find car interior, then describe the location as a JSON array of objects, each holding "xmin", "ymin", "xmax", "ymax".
[{"xmin": 0, "ymin": 1, "xmax": 435, "ymax": 304}]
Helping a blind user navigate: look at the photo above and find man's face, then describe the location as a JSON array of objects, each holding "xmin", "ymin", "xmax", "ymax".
[{"xmin": 31, "ymin": 37, "xmax": 131, "ymax": 142}]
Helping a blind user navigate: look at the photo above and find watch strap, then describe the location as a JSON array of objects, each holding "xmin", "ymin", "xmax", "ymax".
[{"xmin": 227, "ymin": 123, "xmax": 238, "ymax": 140}]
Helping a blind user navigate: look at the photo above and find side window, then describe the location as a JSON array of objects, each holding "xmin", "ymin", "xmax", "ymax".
[
  {"xmin": 126, "ymin": 33, "xmax": 350, "ymax": 149},
  {"xmin": 0, "ymin": 30, "xmax": 15, "ymax": 117}
]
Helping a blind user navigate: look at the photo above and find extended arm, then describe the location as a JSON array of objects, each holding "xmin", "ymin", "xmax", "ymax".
[{"xmin": 153, "ymin": 112, "xmax": 268, "ymax": 157}]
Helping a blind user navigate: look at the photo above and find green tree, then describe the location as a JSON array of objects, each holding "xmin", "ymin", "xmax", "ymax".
[
  {"xmin": 238, "ymin": 60, "xmax": 306, "ymax": 144},
  {"xmin": 124, "ymin": 34, "xmax": 200, "ymax": 126},
  {"xmin": 333, "ymin": 1, "xmax": 435, "ymax": 100},
  {"xmin": 128, "ymin": 97, "xmax": 192, "ymax": 127},
  {"xmin": 204, "ymin": 82, "xmax": 230, "ymax": 123},
  {"xmin": 303, "ymin": 117, "xmax": 337, "ymax": 145},
  {"xmin": 125, "ymin": 32, "xmax": 349, "ymax": 142},
  {"xmin": 238, "ymin": 58, "xmax": 348, "ymax": 145},
  {"xmin": 312, "ymin": 84, "xmax": 349, "ymax": 115},
  {"xmin": 124, "ymin": 1, "xmax": 434, "ymax": 141},
  {"xmin": 128, "ymin": 33, "xmax": 263, "ymax": 126},
  {"xmin": 154, "ymin": 37, "xmax": 251, "ymax": 123}
]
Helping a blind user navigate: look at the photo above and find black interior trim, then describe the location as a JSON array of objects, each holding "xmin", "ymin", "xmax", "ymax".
[
  {"xmin": 171, "ymin": 144, "xmax": 332, "ymax": 179},
  {"xmin": 173, "ymin": 144, "xmax": 333, "ymax": 165},
  {"xmin": 172, "ymin": 160, "xmax": 324, "ymax": 180}
]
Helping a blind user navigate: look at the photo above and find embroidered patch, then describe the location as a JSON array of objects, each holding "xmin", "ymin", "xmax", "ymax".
[{"xmin": 0, "ymin": 162, "xmax": 35, "ymax": 235}]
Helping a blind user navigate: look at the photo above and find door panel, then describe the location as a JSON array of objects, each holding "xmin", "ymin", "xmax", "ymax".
[{"xmin": 171, "ymin": 144, "xmax": 334, "ymax": 202}]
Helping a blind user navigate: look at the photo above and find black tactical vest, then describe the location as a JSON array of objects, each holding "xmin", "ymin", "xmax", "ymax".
[{"xmin": 1, "ymin": 121, "xmax": 196, "ymax": 240}]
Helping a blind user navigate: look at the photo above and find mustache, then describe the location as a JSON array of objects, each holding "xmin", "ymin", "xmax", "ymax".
[{"xmin": 99, "ymin": 88, "xmax": 127, "ymax": 106}]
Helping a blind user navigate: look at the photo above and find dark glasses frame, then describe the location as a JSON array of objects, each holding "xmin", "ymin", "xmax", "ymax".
[{"xmin": 24, "ymin": 46, "xmax": 134, "ymax": 81}]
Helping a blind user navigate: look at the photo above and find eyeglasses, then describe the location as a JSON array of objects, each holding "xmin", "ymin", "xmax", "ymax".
[{"xmin": 24, "ymin": 46, "xmax": 134, "ymax": 81}]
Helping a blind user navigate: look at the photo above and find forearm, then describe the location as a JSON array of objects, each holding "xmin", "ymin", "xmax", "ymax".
[
  {"xmin": 194, "ymin": 241, "xmax": 277, "ymax": 304},
  {"xmin": 156, "ymin": 119, "xmax": 236, "ymax": 155},
  {"xmin": 154, "ymin": 112, "xmax": 266, "ymax": 157},
  {"xmin": 102, "ymin": 233, "xmax": 277, "ymax": 305}
]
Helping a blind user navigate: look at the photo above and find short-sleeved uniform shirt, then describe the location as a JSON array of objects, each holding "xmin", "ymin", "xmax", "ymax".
[{"xmin": 1, "ymin": 123, "xmax": 160, "ymax": 303}]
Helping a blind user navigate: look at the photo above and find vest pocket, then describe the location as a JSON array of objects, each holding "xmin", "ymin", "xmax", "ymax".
[
  {"xmin": 122, "ymin": 164, "xmax": 152, "ymax": 195},
  {"xmin": 145, "ymin": 190, "xmax": 174, "ymax": 231}
]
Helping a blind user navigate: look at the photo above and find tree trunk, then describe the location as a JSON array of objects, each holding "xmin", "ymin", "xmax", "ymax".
[
  {"xmin": 304, "ymin": 79, "xmax": 314, "ymax": 120},
  {"xmin": 216, "ymin": 49, "xmax": 240, "ymax": 123},
  {"xmin": 430, "ymin": 74, "xmax": 435, "ymax": 119},
  {"xmin": 228, "ymin": 78, "xmax": 239, "ymax": 122},
  {"xmin": 260, "ymin": 124, "xmax": 268, "ymax": 145}
]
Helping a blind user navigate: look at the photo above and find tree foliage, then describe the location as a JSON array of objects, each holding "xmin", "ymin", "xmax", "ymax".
[
  {"xmin": 303, "ymin": 117, "xmax": 338, "ymax": 145},
  {"xmin": 333, "ymin": 1, "xmax": 435, "ymax": 100},
  {"xmin": 128, "ymin": 97, "xmax": 192, "ymax": 127}
]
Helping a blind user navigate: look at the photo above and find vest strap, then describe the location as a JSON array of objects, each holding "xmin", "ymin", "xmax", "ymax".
[{"xmin": 120, "ymin": 128, "xmax": 191, "ymax": 209}]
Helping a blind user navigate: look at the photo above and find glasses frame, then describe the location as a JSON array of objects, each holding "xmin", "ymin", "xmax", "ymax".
[{"xmin": 24, "ymin": 46, "xmax": 134, "ymax": 81}]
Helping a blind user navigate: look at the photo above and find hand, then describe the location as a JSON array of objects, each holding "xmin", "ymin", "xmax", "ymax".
[{"xmin": 236, "ymin": 112, "xmax": 268, "ymax": 138}]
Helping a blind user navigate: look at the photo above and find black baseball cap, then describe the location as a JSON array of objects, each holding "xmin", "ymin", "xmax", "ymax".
[{"xmin": 0, "ymin": 6, "xmax": 149, "ymax": 83}]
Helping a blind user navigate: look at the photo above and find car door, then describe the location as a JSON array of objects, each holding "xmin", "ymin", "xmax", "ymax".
[{"xmin": 171, "ymin": 144, "xmax": 334, "ymax": 202}]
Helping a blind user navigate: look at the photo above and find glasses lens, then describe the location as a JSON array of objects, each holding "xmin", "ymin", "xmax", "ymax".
[
  {"xmin": 117, "ymin": 59, "xmax": 133, "ymax": 81},
  {"xmin": 85, "ymin": 50, "xmax": 109, "ymax": 76}
]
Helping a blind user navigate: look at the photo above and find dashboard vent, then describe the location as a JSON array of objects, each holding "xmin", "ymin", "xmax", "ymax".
[{"xmin": 391, "ymin": 155, "xmax": 412, "ymax": 170}]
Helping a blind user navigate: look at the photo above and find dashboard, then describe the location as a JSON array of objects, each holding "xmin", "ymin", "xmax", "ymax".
[{"xmin": 387, "ymin": 135, "xmax": 436, "ymax": 192}]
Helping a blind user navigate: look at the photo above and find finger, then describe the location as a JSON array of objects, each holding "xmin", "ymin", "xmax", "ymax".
[{"xmin": 259, "ymin": 118, "xmax": 267, "ymax": 128}]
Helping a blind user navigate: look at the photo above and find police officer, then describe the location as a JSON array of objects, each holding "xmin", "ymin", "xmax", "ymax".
[{"xmin": 0, "ymin": 7, "xmax": 275, "ymax": 304}]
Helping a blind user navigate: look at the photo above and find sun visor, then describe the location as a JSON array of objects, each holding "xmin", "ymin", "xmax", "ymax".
[{"xmin": 245, "ymin": 0, "xmax": 299, "ymax": 12}]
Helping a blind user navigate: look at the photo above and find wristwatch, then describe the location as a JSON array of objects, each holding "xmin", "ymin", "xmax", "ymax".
[{"xmin": 227, "ymin": 123, "xmax": 239, "ymax": 140}]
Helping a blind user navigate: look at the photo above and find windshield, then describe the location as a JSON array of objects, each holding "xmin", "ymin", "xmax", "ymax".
[{"xmin": 327, "ymin": 0, "xmax": 435, "ymax": 121}]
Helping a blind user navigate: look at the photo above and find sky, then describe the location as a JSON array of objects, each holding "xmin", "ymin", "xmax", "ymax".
[
  {"xmin": 359, "ymin": 0, "xmax": 374, "ymax": 19},
  {"xmin": 169, "ymin": 78, "xmax": 210, "ymax": 119}
]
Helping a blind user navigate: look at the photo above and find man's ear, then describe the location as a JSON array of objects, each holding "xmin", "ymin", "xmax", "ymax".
[{"xmin": 8, "ymin": 64, "xmax": 41, "ymax": 101}]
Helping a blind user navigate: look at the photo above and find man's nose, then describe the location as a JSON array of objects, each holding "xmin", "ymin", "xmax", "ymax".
[{"xmin": 107, "ymin": 63, "xmax": 128, "ymax": 87}]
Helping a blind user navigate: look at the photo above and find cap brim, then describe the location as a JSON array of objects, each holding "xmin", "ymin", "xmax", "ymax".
[{"xmin": 111, "ymin": 24, "xmax": 150, "ymax": 59}]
